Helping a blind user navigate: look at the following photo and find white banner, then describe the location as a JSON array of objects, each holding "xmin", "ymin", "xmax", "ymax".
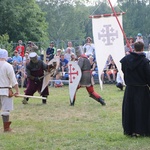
[{"xmin": 92, "ymin": 15, "xmax": 125, "ymax": 88}]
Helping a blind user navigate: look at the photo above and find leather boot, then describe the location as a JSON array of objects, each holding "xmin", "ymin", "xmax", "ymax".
[
  {"xmin": 98, "ymin": 98, "xmax": 106, "ymax": 106},
  {"xmin": 22, "ymin": 98, "xmax": 29, "ymax": 104},
  {"xmin": 70, "ymin": 98, "xmax": 75, "ymax": 106},
  {"xmin": 89, "ymin": 94, "xmax": 106, "ymax": 106},
  {"xmin": 116, "ymin": 83, "xmax": 123, "ymax": 90},
  {"xmin": 42, "ymin": 96, "xmax": 47, "ymax": 104},
  {"xmin": 3, "ymin": 121, "xmax": 12, "ymax": 132},
  {"xmin": 42, "ymin": 99, "xmax": 47, "ymax": 104}
]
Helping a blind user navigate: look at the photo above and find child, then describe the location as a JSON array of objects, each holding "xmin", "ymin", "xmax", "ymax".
[{"xmin": 54, "ymin": 72, "xmax": 63, "ymax": 88}]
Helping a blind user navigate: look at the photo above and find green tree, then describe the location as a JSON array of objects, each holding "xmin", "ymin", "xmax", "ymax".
[
  {"xmin": 0, "ymin": 0, "xmax": 48, "ymax": 43},
  {"xmin": 0, "ymin": 34, "xmax": 13, "ymax": 55},
  {"xmin": 118, "ymin": 0, "xmax": 150, "ymax": 37},
  {"xmin": 38, "ymin": 0, "xmax": 88, "ymax": 48}
]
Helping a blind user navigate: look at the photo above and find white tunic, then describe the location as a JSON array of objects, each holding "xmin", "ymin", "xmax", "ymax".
[
  {"xmin": 83, "ymin": 43, "xmax": 95, "ymax": 56},
  {"xmin": 0, "ymin": 61, "xmax": 18, "ymax": 96}
]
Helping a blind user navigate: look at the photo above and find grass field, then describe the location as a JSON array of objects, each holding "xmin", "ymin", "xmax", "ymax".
[{"xmin": 0, "ymin": 84, "xmax": 150, "ymax": 150}]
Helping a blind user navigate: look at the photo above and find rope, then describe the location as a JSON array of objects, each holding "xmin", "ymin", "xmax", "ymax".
[{"xmin": 90, "ymin": 1, "xmax": 103, "ymax": 15}]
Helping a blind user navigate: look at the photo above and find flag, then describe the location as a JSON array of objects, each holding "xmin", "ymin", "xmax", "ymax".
[{"xmin": 92, "ymin": 14, "xmax": 125, "ymax": 88}]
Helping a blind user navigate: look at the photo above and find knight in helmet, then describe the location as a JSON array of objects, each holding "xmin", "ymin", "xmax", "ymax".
[
  {"xmin": 22, "ymin": 52, "xmax": 56, "ymax": 104},
  {"xmin": 70, "ymin": 46, "xmax": 106, "ymax": 106}
]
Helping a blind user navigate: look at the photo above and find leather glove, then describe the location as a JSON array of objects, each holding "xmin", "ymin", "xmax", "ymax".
[
  {"xmin": 52, "ymin": 62, "xmax": 57, "ymax": 68},
  {"xmin": 34, "ymin": 77, "xmax": 40, "ymax": 82},
  {"xmin": 48, "ymin": 63, "xmax": 57, "ymax": 72}
]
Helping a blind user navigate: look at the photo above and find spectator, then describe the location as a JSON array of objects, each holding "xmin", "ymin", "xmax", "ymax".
[
  {"xmin": 22, "ymin": 52, "xmax": 30, "ymax": 88},
  {"xmin": 7, "ymin": 57, "xmax": 13, "ymax": 64},
  {"xmin": 83, "ymin": 37, "xmax": 95, "ymax": 57},
  {"xmin": 15, "ymin": 40, "xmax": 25, "ymax": 58},
  {"xmin": 124, "ymin": 37, "xmax": 134, "ymax": 54},
  {"xmin": 12, "ymin": 60, "xmax": 23, "ymax": 88},
  {"xmin": 64, "ymin": 47, "xmax": 73, "ymax": 61},
  {"xmin": 46, "ymin": 41, "xmax": 55, "ymax": 61},
  {"xmin": 66, "ymin": 41, "xmax": 75, "ymax": 54},
  {"xmin": 59, "ymin": 54, "xmax": 68, "ymax": 73},
  {"xmin": 12, "ymin": 50, "xmax": 23, "ymax": 65},
  {"xmin": 70, "ymin": 53, "xmax": 77, "ymax": 62},
  {"xmin": 135, "ymin": 33, "xmax": 144, "ymax": 43},
  {"xmin": 54, "ymin": 72, "xmax": 63, "ymax": 88},
  {"xmin": 146, "ymin": 44, "xmax": 150, "ymax": 60},
  {"xmin": 106, "ymin": 59, "xmax": 117, "ymax": 83},
  {"xmin": 26, "ymin": 41, "xmax": 38, "ymax": 53},
  {"xmin": 49, "ymin": 49, "xmax": 62, "ymax": 87},
  {"xmin": 101, "ymin": 56, "xmax": 111, "ymax": 84},
  {"xmin": 120, "ymin": 41, "xmax": 150, "ymax": 137},
  {"xmin": 89, "ymin": 55, "xmax": 96, "ymax": 76}
]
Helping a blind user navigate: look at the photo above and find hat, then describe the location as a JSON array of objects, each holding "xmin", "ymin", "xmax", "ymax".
[
  {"xmin": 7, "ymin": 57, "xmax": 13, "ymax": 63},
  {"xmin": 25, "ymin": 51, "xmax": 29, "ymax": 54},
  {"xmin": 14, "ymin": 50, "xmax": 18, "ymax": 53},
  {"xmin": 137, "ymin": 33, "xmax": 142, "ymax": 36},
  {"xmin": 27, "ymin": 41, "xmax": 32, "ymax": 44},
  {"xmin": 0, "ymin": 49, "xmax": 8, "ymax": 60},
  {"xmin": 50, "ymin": 41, "xmax": 54, "ymax": 44},
  {"xmin": 86, "ymin": 37, "xmax": 92, "ymax": 42},
  {"xmin": 57, "ymin": 49, "xmax": 61, "ymax": 52},
  {"xmin": 29, "ymin": 52, "xmax": 37, "ymax": 58},
  {"xmin": 18, "ymin": 40, "xmax": 22, "ymax": 43}
]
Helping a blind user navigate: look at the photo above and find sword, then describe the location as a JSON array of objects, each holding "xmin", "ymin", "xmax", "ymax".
[
  {"xmin": 39, "ymin": 67, "xmax": 57, "ymax": 80},
  {"xmin": 16, "ymin": 94, "xmax": 46, "ymax": 99},
  {"xmin": 39, "ymin": 72, "xmax": 52, "ymax": 80}
]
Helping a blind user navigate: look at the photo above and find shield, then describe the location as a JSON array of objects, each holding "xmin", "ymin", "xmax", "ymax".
[
  {"xmin": 41, "ymin": 58, "xmax": 59, "ymax": 93},
  {"xmin": 68, "ymin": 61, "xmax": 81, "ymax": 103}
]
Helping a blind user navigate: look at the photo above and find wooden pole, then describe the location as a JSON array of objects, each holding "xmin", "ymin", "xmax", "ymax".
[
  {"xmin": 107, "ymin": 0, "xmax": 132, "ymax": 52},
  {"xmin": 16, "ymin": 94, "xmax": 46, "ymax": 99}
]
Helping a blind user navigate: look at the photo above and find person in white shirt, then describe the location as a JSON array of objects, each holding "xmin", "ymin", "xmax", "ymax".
[
  {"xmin": 64, "ymin": 47, "xmax": 73, "ymax": 61},
  {"xmin": 135, "ymin": 33, "xmax": 144, "ymax": 43},
  {"xmin": 0, "ymin": 49, "xmax": 19, "ymax": 132},
  {"xmin": 83, "ymin": 37, "xmax": 95, "ymax": 57}
]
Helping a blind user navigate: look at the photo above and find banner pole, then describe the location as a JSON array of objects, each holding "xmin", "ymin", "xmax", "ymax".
[{"xmin": 107, "ymin": 0, "xmax": 132, "ymax": 52}]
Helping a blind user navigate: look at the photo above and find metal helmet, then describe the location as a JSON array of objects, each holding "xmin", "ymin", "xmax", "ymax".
[{"xmin": 75, "ymin": 46, "xmax": 83, "ymax": 57}]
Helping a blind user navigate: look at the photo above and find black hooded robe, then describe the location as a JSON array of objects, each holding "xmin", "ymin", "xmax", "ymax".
[{"xmin": 120, "ymin": 52, "xmax": 150, "ymax": 136}]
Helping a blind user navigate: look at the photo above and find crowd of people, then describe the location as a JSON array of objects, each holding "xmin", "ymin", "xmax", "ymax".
[{"xmin": 3, "ymin": 33, "xmax": 147, "ymax": 90}]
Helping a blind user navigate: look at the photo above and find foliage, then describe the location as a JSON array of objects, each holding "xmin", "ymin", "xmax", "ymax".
[
  {"xmin": 0, "ymin": 0, "xmax": 48, "ymax": 43},
  {"xmin": 38, "ymin": 0, "xmax": 87, "ymax": 48},
  {"xmin": 0, "ymin": 84, "xmax": 150, "ymax": 149},
  {"xmin": 118, "ymin": 0, "xmax": 150, "ymax": 37},
  {"xmin": 0, "ymin": 34, "xmax": 13, "ymax": 55},
  {"xmin": 1, "ymin": 0, "xmax": 150, "ymax": 48}
]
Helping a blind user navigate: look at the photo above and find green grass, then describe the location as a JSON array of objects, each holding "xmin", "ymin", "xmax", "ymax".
[{"xmin": 0, "ymin": 84, "xmax": 150, "ymax": 150}]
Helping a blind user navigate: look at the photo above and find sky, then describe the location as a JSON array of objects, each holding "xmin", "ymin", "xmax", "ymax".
[
  {"xmin": 101, "ymin": 0, "xmax": 118, "ymax": 6},
  {"xmin": 110, "ymin": 0, "xmax": 118, "ymax": 6},
  {"xmin": 86, "ymin": 0, "xmax": 118, "ymax": 6}
]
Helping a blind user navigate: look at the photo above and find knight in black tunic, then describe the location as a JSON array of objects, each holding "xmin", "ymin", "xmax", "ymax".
[
  {"xmin": 22, "ymin": 52, "xmax": 55, "ymax": 104},
  {"xmin": 120, "ymin": 42, "xmax": 150, "ymax": 137}
]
